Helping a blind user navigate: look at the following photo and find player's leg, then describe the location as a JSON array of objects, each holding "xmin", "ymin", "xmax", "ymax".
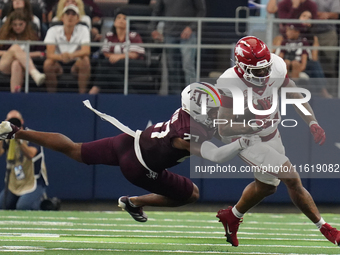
[
  {"xmin": 278, "ymin": 160, "xmax": 340, "ymax": 245},
  {"xmin": 118, "ymin": 146, "xmax": 199, "ymax": 222},
  {"xmin": 15, "ymin": 129, "xmax": 83, "ymax": 162},
  {"xmin": 118, "ymin": 183, "xmax": 199, "ymax": 223},
  {"xmin": 279, "ymin": 160, "xmax": 320, "ymax": 222},
  {"xmin": 216, "ymin": 178, "xmax": 277, "ymax": 247},
  {"xmin": 233, "ymin": 179, "xmax": 277, "ymax": 214},
  {"xmin": 129, "ymin": 183, "xmax": 199, "ymax": 207},
  {"xmin": 217, "ymin": 142, "xmax": 285, "ymax": 246}
]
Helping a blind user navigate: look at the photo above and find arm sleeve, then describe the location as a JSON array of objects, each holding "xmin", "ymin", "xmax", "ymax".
[{"xmin": 200, "ymin": 140, "xmax": 241, "ymax": 163}]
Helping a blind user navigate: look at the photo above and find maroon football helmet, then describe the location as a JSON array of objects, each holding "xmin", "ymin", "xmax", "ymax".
[{"xmin": 234, "ymin": 36, "xmax": 272, "ymax": 87}]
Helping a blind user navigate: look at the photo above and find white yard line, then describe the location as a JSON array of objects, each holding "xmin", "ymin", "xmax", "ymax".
[
  {"xmin": 0, "ymin": 233, "xmax": 329, "ymax": 242},
  {"xmin": 0, "ymin": 227, "xmax": 324, "ymax": 237},
  {"xmin": 0, "ymin": 239, "xmax": 336, "ymax": 250}
]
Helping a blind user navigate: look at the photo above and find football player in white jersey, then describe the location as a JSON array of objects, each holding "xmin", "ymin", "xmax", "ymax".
[{"xmin": 215, "ymin": 36, "xmax": 339, "ymax": 247}]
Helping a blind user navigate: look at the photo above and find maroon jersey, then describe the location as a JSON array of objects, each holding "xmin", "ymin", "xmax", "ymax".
[
  {"xmin": 139, "ymin": 108, "xmax": 215, "ymax": 171},
  {"xmin": 101, "ymin": 31, "xmax": 145, "ymax": 59},
  {"xmin": 279, "ymin": 37, "xmax": 309, "ymax": 62}
]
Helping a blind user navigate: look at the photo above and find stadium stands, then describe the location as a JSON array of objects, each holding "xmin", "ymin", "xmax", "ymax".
[{"xmin": 0, "ymin": 1, "xmax": 338, "ymax": 97}]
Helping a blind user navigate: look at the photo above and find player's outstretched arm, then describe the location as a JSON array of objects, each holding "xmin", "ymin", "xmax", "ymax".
[
  {"xmin": 199, "ymin": 137, "xmax": 261, "ymax": 163},
  {"xmin": 172, "ymin": 136, "xmax": 260, "ymax": 163},
  {"xmin": 285, "ymin": 79, "xmax": 326, "ymax": 145}
]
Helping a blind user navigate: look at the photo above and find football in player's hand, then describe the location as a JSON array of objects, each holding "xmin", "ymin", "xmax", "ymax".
[
  {"xmin": 234, "ymin": 107, "xmax": 254, "ymax": 122},
  {"xmin": 234, "ymin": 102, "xmax": 264, "ymax": 122}
]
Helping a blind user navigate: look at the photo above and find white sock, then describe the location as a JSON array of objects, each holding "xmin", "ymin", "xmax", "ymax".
[
  {"xmin": 128, "ymin": 196, "xmax": 138, "ymax": 207},
  {"xmin": 232, "ymin": 206, "xmax": 244, "ymax": 218},
  {"xmin": 315, "ymin": 217, "xmax": 326, "ymax": 229}
]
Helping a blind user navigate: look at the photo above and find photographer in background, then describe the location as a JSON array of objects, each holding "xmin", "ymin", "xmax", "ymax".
[{"xmin": 0, "ymin": 110, "xmax": 58, "ymax": 210}]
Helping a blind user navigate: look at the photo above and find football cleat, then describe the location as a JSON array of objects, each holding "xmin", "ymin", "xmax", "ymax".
[
  {"xmin": 320, "ymin": 223, "xmax": 340, "ymax": 245},
  {"xmin": 216, "ymin": 206, "xmax": 243, "ymax": 247},
  {"xmin": 118, "ymin": 196, "xmax": 148, "ymax": 222},
  {"xmin": 0, "ymin": 121, "xmax": 20, "ymax": 140}
]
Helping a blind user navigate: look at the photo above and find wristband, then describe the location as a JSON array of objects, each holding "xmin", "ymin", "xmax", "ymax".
[{"xmin": 309, "ymin": 121, "xmax": 318, "ymax": 127}]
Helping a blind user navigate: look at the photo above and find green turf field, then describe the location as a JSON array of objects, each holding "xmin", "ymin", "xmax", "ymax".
[{"xmin": 0, "ymin": 210, "xmax": 339, "ymax": 254}]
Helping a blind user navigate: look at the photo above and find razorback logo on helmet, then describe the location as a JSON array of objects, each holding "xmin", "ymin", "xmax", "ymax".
[{"xmin": 235, "ymin": 45, "xmax": 245, "ymax": 57}]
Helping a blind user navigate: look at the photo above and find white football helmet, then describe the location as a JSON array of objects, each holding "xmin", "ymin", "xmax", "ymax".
[{"xmin": 181, "ymin": 82, "xmax": 221, "ymax": 128}]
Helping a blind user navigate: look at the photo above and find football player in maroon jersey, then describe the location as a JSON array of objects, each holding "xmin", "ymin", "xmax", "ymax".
[{"xmin": 0, "ymin": 82, "xmax": 259, "ymax": 222}]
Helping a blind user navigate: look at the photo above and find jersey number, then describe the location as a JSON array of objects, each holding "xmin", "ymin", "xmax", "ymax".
[
  {"xmin": 151, "ymin": 121, "xmax": 170, "ymax": 138},
  {"xmin": 184, "ymin": 133, "xmax": 199, "ymax": 142}
]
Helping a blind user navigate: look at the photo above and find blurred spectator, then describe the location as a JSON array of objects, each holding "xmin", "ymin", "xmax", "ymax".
[
  {"xmin": 0, "ymin": 10, "xmax": 45, "ymax": 92},
  {"xmin": 277, "ymin": 0, "xmax": 317, "ymax": 19},
  {"xmin": 278, "ymin": 23, "xmax": 308, "ymax": 79},
  {"xmin": 29, "ymin": 0, "xmax": 46, "ymax": 22},
  {"xmin": 1, "ymin": 0, "xmax": 41, "ymax": 37},
  {"xmin": 82, "ymin": 0, "xmax": 102, "ymax": 42},
  {"xmin": 43, "ymin": 4, "xmax": 90, "ymax": 93},
  {"xmin": 277, "ymin": 0, "xmax": 317, "ymax": 36},
  {"xmin": 0, "ymin": 110, "xmax": 49, "ymax": 210},
  {"xmin": 0, "ymin": 0, "xmax": 46, "ymax": 22},
  {"xmin": 52, "ymin": 0, "xmax": 90, "ymax": 28},
  {"xmin": 89, "ymin": 11, "xmax": 145, "ymax": 94},
  {"xmin": 45, "ymin": 0, "xmax": 58, "ymax": 12},
  {"xmin": 273, "ymin": 10, "xmax": 333, "ymax": 98},
  {"xmin": 82, "ymin": 0, "xmax": 102, "ymax": 22},
  {"xmin": 150, "ymin": 0, "xmax": 206, "ymax": 94},
  {"xmin": 266, "ymin": 0, "xmax": 279, "ymax": 13},
  {"xmin": 299, "ymin": 10, "xmax": 333, "ymax": 98},
  {"xmin": 51, "ymin": 0, "xmax": 101, "ymax": 43},
  {"xmin": 266, "ymin": 0, "xmax": 282, "ymax": 38},
  {"xmin": 312, "ymin": 0, "xmax": 340, "ymax": 78}
]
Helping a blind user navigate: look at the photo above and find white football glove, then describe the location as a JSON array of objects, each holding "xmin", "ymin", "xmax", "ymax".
[{"xmin": 238, "ymin": 135, "xmax": 261, "ymax": 149}]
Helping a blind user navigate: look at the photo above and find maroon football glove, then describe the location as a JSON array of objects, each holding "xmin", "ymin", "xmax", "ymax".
[{"xmin": 310, "ymin": 123, "xmax": 326, "ymax": 145}]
